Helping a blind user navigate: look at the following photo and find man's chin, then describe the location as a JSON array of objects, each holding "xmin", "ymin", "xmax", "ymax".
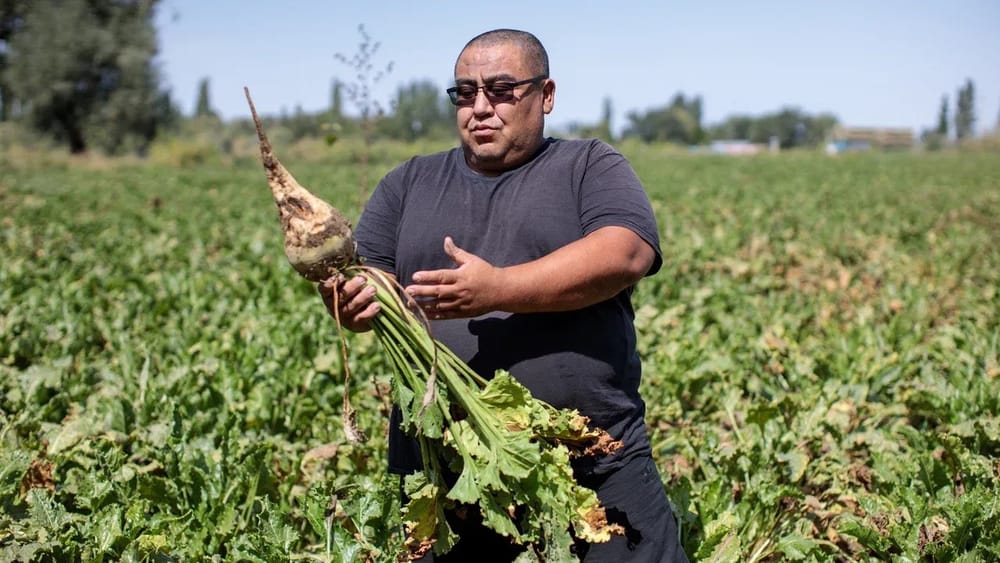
[
  {"xmin": 470, "ymin": 137, "xmax": 500, "ymax": 151},
  {"xmin": 463, "ymin": 143, "xmax": 503, "ymax": 163}
]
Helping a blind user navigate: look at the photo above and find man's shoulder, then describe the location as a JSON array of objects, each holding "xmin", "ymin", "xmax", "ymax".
[
  {"xmin": 394, "ymin": 146, "xmax": 460, "ymax": 173},
  {"xmin": 537, "ymin": 138, "xmax": 630, "ymax": 173},
  {"xmin": 377, "ymin": 146, "xmax": 460, "ymax": 193},
  {"xmin": 544, "ymin": 137, "xmax": 621, "ymax": 159}
]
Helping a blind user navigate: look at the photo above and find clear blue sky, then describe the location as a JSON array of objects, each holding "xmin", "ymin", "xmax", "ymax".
[{"xmin": 155, "ymin": 0, "xmax": 1000, "ymax": 136}]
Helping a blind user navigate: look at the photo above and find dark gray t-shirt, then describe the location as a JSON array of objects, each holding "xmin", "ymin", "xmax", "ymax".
[{"xmin": 355, "ymin": 138, "xmax": 662, "ymax": 476}]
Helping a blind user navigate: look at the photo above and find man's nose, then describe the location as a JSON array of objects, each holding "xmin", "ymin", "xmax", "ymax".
[{"xmin": 472, "ymin": 87, "xmax": 493, "ymax": 115}]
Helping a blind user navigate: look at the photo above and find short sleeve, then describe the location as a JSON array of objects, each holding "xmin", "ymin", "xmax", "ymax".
[
  {"xmin": 354, "ymin": 165, "xmax": 405, "ymax": 275},
  {"xmin": 578, "ymin": 141, "xmax": 663, "ymax": 276}
]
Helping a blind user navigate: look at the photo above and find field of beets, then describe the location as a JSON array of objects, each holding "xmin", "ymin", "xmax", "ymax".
[{"xmin": 2, "ymin": 148, "xmax": 998, "ymax": 561}]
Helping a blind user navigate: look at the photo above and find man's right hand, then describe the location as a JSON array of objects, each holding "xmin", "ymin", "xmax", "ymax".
[{"xmin": 318, "ymin": 275, "xmax": 381, "ymax": 333}]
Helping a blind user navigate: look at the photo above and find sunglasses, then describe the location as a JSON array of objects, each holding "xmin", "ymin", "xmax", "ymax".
[{"xmin": 446, "ymin": 75, "xmax": 548, "ymax": 106}]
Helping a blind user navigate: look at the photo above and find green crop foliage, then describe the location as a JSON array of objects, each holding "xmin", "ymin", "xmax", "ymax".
[{"xmin": 1, "ymin": 151, "xmax": 998, "ymax": 561}]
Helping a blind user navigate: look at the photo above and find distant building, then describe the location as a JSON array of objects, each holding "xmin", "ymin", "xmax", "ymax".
[
  {"xmin": 826, "ymin": 126, "xmax": 914, "ymax": 154},
  {"xmin": 690, "ymin": 140, "xmax": 771, "ymax": 156}
]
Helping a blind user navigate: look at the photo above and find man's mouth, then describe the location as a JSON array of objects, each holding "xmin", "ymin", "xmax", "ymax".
[{"xmin": 471, "ymin": 126, "xmax": 497, "ymax": 140}]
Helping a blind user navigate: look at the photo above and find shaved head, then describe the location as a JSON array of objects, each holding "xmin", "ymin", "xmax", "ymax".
[{"xmin": 456, "ymin": 29, "xmax": 549, "ymax": 78}]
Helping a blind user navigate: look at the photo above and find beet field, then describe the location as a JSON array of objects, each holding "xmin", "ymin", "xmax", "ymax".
[{"xmin": 2, "ymin": 149, "xmax": 998, "ymax": 561}]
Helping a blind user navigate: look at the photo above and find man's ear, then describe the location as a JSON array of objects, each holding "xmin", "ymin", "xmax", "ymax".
[{"xmin": 542, "ymin": 79, "xmax": 555, "ymax": 114}]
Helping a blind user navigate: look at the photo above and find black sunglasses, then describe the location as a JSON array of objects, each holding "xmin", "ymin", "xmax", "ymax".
[{"xmin": 446, "ymin": 75, "xmax": 548, "ymax": 106}]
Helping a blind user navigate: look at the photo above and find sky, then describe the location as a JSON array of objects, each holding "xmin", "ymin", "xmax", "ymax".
[{"xmin": 154, "ymin": 1, "xmax": 1000, "ymax": 136}]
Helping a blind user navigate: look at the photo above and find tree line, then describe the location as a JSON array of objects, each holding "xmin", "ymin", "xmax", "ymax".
[
  {"xmin": 1, "ymin": 2, "xmax": 994, "ymax": 155},
  {"xmin": 920, "ymin": 79, "xmax": 981, "ymax": 150}
]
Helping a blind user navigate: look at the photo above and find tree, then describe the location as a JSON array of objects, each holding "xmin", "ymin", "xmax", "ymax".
[
  {"xmin": 708, "ymin": 115, "xmax": 754, "ymax": 141},
  {"xmin": 193, "ymin": 77, "xmax": 217, "ymax": 118},
  {"xmin": 380, "ymin": 79, "xmax": 451, "ymax": 141},
  {"xmin": 319, "ymin": 79, "xmax": 347, "ymax": 146},
  {"xmin": 329, "ymin": 79, "xmax": 344, "ymax": 119},
  {"xmin": 688, "ymin": 94, "xmax": 706, "ymax": 143},
  {"xmin": 283, "ymin": 104, "xmax": 323, "ymax": 142},
  {"xmin": 559, "ymin": 97, "xmax": 615, "ymax": 142},
  {"xmin": 764, "ymin": 108, "xmax": 838, "ymax": 148},
  {"xmin": 622, "ymin": 92, "xmax": 703, "ymax": 144},
  {"xmin": 623, "ymin": 105, "xmax": 695, "ymax": 144},
  {"xmin": 0, "ymin": 0, "xmax": 29, "ymax": 121},
  {"xmin": 705, "ymin": 108, "xmax": 837, "ymax": 149},
  {"xmin": 936, "ymin": 95, "xmax": 948, "ymax": 136},
  {"xmin": 3, "ymin": 0, "xmax": 174, "ymax": 153},
  {"xmin": 954, "ymin": 78, "xmax": 975, "ymax": 141},
  {"xmin": 594, "ymin": 97, "xmax": 613, "ymax": 142},
  {"xmin": 921, "ymin": 95, "xmax": 949, "ymax": 150}
]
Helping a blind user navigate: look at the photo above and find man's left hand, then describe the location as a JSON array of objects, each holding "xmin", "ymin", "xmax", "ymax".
[{"xmin": 406, "ymin": 237, "xmax": 505, "ymax": 319}]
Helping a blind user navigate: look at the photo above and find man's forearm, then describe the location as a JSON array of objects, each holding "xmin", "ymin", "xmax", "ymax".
[{"xmin": 495, "ymin": 226, "xmax": 656, "ymax": 313}]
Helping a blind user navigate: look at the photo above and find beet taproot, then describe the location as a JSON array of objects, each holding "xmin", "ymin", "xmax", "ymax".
[{"xmin": 245, "ymin": 87, "xmax": 356, "ymax": 282}]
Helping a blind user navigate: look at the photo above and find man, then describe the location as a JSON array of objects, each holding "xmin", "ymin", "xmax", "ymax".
[{"xmin": 320, "ymin": 29, "xmax": 688, "ymax": 562}]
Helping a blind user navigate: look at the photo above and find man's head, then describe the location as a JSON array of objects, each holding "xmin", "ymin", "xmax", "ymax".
[{"xmin": 451, "ymin": 29, "xmax": 555, "ymax": 175}]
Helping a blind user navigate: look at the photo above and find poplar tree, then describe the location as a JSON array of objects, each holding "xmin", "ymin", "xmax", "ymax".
[
  {"xmin": 936, "ymin": 95, "xmax": 948, "ymax": 136},
  {"xmin": 954, "ymin": 79, "xmax": 976, "ymax": 141},
  {"xmin": 194, "ymin": 77, "xmax": 218, "ymax": 118}
]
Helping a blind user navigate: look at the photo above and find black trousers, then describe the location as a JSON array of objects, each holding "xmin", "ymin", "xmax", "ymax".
[{"xmin": 410, "ymin": 454, "xmax": 689, "ymax": 563}]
